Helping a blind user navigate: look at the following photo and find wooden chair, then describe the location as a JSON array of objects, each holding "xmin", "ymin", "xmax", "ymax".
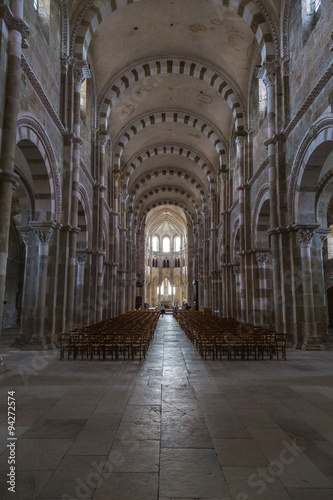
[
  {"xmin": 59, "ymin": 334, "xmax": 72, "ymax": 360},
  {"xmin": 89, "ymin": 334, "xmax": 103, "ymax": 360},
  {"xmin": 274, "ymin": 333, "xmax": 287, "ymax": 360}
]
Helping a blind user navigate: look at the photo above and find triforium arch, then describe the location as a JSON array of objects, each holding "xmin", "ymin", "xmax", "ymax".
[{"xmin": 71, "ymin": 0, "xmax": 277, "ymax": 64}]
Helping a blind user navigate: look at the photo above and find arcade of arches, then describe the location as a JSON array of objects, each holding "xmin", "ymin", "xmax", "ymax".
[{"xmin": 0, "ymin": 0, "xmax": 333, "ymax": 358}]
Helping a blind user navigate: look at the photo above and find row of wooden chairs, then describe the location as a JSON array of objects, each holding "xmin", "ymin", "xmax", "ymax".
[
  {"xmin": 59, "ymin": 310, "xmax": 159, "ymax": 361},
  {"xmin": 59, "ymin": 331, "xmax": 150, "ymax": 361},
  {"xmin": 174, "ymin": 310, "xmax": 287, "ymax": 361}
]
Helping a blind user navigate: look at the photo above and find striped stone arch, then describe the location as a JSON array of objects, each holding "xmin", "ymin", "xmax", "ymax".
[
  {"xmin": 129, "ymin": 168, "xmax": 207, "ymax": 201},
  {"xmin": 231, "ymin": 216, "xmax": 241, "ymax": 262},
  {"xmin": 288, "ymin": 118, "xmax": 333, "ymax": 224},
  {"xmin": 123, "ymin": 143, "xmax": 218, "ymax": 186},
  {"xmin": 135, "ymin": 186, "xmax": 200, "ymax": 211},
  {"xmin": 16, "ymin": 116, "xmax": 61, "ymax": 223},
  {"xmin": 135, "ymin": 199, "xmax": 195, "ymax": 224},
  {"xmin": 98, "ymin": 56, "xmax": 246, "ymax": 131},
  {"xmin": 78, "ymin": 184, "xmax": 93, "ymax": 248},
  {"xmin": 72, "ymin": 0, "xmax": 277, "ymax": 69},
  {"xmin": 251, "ymin": 184, "xmax": 270, "ymax": 248},
  {"xmin": 114, "ymin": 110, "xmax": 227, "ymax": 170}
]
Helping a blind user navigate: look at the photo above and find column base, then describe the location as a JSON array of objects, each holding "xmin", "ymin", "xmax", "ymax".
[
  {"xmin": 23, "ymin": 337, "xmax": 48, "ymax": 350},
  {"xmin": 301, "ymin": 338, "xmax": 325, "ymax": 351}
]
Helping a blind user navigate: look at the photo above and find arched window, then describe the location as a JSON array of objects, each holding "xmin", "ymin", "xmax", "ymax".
[
  {"xmin": 302, "ymin": 0, "xmax": 321, "ymax": 43},
  {"xmin": 163, "ymin": 259, "xmax": 166, "ymax": 268},
  {"xmin": 163, "ymin": 236, "xmax": 170, "ymax": 252},
  {"xmin": 167, "ymin": 259, "xmax": 169, "ymax": 268},
  {"xmin": 258, "ymin": 79, "xmax": 267, "ymax": 123},
  {"xmin": 174, "ymin": 236, "xmax": 181, "ymax": 251},
  {"xmin": 34, "ymin": 0, "xmax": 51, "ymax": 41},
  {"xmin": 80, "ymin": 79, "xmax": 87, "ymax": 121},
  {"xmin": 152, "ymin": 236, "xmax": 159, "ymax": 251}
]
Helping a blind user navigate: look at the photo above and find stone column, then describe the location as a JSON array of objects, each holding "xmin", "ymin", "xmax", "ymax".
[
  {"xmin": 15, "ymin": 226, "xmax": 35, "ymax": 346},
  {"xmin": 233, "ymin": 265, "xmax": 241, "ymax": 320},
  {"xmin": 235, "ymin": 134, "xmax": 247, "ymax": 323},
  {"xmin": 255, "ymin": 251, "xmax": 271, "ymax": 326},
  {"xmin": 66, "ymin": 61, "xmax": 90, "ymax": 330},
  {"xmin": 27, "ymin": 222, "xmax": 55, "ymax": 349},
  {"xmin": 296, "ymin": 226, "xmax": 320, "ymax": 349},
  {"xmin": 263, "ymin": 62, "xmax": 283, "ymax": 333},
  {"xmin": 316, "ymin": 229, "xmax": 331, "ymax": 339},
  {"xmin": 75, "ymin": 251, "xmax": 88, "ymax": 327},
  {"xmin": 0, "ymin": 2, "xmax": 29, "ymax": 344}
]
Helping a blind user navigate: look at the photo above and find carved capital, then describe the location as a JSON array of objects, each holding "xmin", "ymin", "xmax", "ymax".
[
  {"xmin": 77, "ymin": 251, "xmax": 88, "ymax": 265},
  {"xmin": 296, "ymin": 228, "xmax": 316, "ymax": 248},
  {"xmin": 30, "ymin": 223, "xmax": 55, "ymax": 246},
  {"xmin": 262, "ymin": 62, "xmax": 276, "ymax": 88},
  {"xmin": 73, "ymin": 61, "xmax": 91, "ymax": 87},
  {"xmin": 17, "ymin": 226, "xmax": 32, "ymax": 248},
  {"xmin": 256, "ymin": 252, "xmax": 270, "ymax": 266},
  {"xmin": 316, "ymin": 228, "xmax": 332, "ymax": 246},
  {"xmin": 98, "ymin": 132, "xmax": 110, "ymax": 149}
]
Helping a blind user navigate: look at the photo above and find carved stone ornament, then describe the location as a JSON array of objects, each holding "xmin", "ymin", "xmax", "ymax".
[
  {"xmin": 233, "ymin": 265, "xmax": 241, "ymax": 274},
  {"xmin": 74, "ymin": 60, "xmax": 91, "ymax": 86},
  {"xmin": 296, "ymin": 228, "xmax": 315, "ymax": 248},
  {"xmin": 17, "ymin": 226, "xmax": 32, "ymax": 248},
  {"xmin": 262, "ymin": 62, "xmax": 276, "ymax": 88},
  {"xmin": 256, "ymin": 252, "xmax": 270, "ymax": 266},
  {"xmin": 77, "ymin": 252, "xmax": 88, "ymax": 265},
  {"xmin": 0, "ymin": 5, "xmax": 30, "ymax": 38},
  {"xmin": 316, "ymin": 228, "xmax": 332, "ymax": 246},
  {"xmin": 30, "ymin": 222, "xmax": 56, "ymax": 246}
]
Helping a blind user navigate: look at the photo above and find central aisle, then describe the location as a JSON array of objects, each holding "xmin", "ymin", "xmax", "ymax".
[
  {"xmin": 1, "ymin": 315, "xmax": 333, "ymax": 500},
  {"xmin": 104, "ymin": 313, "xmax": 230, "ymax": 499}
]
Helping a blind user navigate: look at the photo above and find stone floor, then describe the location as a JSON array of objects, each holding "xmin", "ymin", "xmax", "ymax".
[{"xmin": 0, "ymin": 315, "xmax": 333, "ymax": 499}]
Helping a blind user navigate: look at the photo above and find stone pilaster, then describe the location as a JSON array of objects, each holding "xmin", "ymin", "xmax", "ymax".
[
  {"xmin": 0, "ymin": 1, "xmax": 29, "ymax": 346},
  {"xmin": 295, "ymin": 225, "xmax": 322, "ymax": 350},
  {"xmin": 263, "ymin": 62, "xmax": 283, "ymax": 333},
  {"xmin": 26, "ymin": 222, "xmax": 55, "ymax": 349}
]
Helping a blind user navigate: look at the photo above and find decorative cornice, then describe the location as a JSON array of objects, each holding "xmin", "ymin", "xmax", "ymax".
[
  {"xmin": 60, "ymin": 0, "xmax": 69, "ymax": 59},
  {"xmin": 283, "ymin": 61, "xmax": 333, "ymax": 139},
  {"xmin": 20, "ymin": 55, "xmax": 66, "ymax": 135}
]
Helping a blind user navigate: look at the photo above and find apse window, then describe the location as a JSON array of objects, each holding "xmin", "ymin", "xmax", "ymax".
[
  {"xmin": 302, "ymin": 0, "xmax": 321, "ymax": 43},
  {"xmin": 163, "ymin": 237, "xmax": 170, "ymax": 252},
  {"xmin": 174, "ymin": 236, "xmax": 181, "ymax": 251},
  {"xmin": 80, "ymin": 79, "xmax": 87, "ymax": 121},
  {"xmin": 152, "ymin": 236, "xmax": 159, "ymax": 251}
]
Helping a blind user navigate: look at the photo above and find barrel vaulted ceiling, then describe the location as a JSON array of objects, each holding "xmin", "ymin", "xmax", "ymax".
[{"xmin": 69, "ymin": 0, "xmax": 281, "ymax": 221}]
